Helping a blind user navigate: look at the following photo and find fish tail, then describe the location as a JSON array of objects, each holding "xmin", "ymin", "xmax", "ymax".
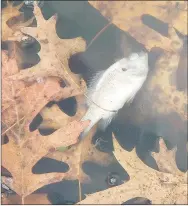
[
  {"xmin": 79, "ymin": 108, "xmax": 102, "ymax": 140},
  {"xmin": 98, "ymin": 112, "xmax": 116, "ymax": 131}
]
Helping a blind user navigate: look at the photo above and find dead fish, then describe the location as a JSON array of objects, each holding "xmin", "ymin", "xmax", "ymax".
[{"xmin": 80, "ymin": 52, "xmax": 149, "ymax": 139}]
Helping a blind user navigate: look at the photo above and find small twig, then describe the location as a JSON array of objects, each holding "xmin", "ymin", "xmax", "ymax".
[
  {"xmin": 21, "ymin": 196, "xmax": 24, "ymax": 205},
  {"xmin": 2, "ymin": 116, "xmax": 25, "ymax": 136},
  {"xmin": 93, "ymin": 137, "xmax": 108, "ymax": 151},
  {"xmin": 78, "ymin": 144, "xmax": 82, "ymax": 202},
  {"xmin": 86, "ymin": 21, "xmax": 112, "ymax": 50}
]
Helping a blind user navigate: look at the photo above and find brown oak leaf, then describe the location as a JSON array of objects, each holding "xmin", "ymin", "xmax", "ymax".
[
  {"xmin": 2, "ymin": 51, "xmax": 84, "ymax": 135},
  {"xmin": 2, "ymin": 1, "xmax": 34, "ymax": 42},
  {"xmin": 78, "ymin": 135, "xmax": 187, "ymax": 204},
  {"xmin": 1, "ymin": 51, "xmax": 90, "ymax": 201},
  {"xmin": 2, "ymin": 115, "xmax": 89, "ymax": 198},
  {"xmin": 39, "ymin": 100, "xmax": 86, "ymax": 130},
  {"xmin": 47, "ymin": 125, "xmax": 113, "ymax": 183},
  {"xmin": 9, "ymin": 3, "xmax": 86, "ymax": 91},
  {"xmin": 1, "ymin": 193, "xmax": 50, "ymax": 205},
  {"xmin": 89, "ymin": 1, "xmax": 187, "ymax": 51}
]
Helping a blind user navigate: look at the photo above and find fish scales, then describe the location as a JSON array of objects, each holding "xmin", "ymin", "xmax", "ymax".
[{"xmin": 80, "ymin": 52, "xmax": 149, "ymax": 139}]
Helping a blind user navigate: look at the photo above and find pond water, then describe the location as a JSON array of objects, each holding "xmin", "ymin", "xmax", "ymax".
[{"xmin": 2, "ymin": 1, "xmax": 187, "ymax": 204}]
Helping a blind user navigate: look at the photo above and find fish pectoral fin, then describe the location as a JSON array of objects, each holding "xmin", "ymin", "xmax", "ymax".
[{"xmin": 80, "ymin": 110, "xmax": 102, "ymax": 140}]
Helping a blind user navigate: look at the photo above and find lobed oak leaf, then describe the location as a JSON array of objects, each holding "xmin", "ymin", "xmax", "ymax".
[
  {"xmin": 89, "ymin": 1, "xmax": 187, "ymax": 51},
  {"xmin": 1, "ymin": 193, "xmax": 50, "ymax": 205},
  {"xmin": 2, "ymin": 117, "xmax": 89, "ymax": 198},
  {"xmin": 39, "ymin": 94, "xmax": 87, "ymax": 131},
  {"xmin": 147, "ymin": 26, "xmax": 187, "ymax": 121},
  {"xmin": 78, "ymin": 134, "xmax": 187, "ymax": 204},
  {"xmin": 39, "ymin": 97, "xmax": 113, "ymax": 187},
  {"xmin": 2, "ymin": 50, "xmax": 90, "ymax": 200},
  {"xmin": 9, "ymin": 3, "xmax": 86, "ymax": 92},
  {"xmin": 47, "ymin": 125, "xmax": 113, "ymax": 183},
  {"xmin": 2, "ymin": 1, "xmax": 34, "ymax": 42},
  {"xmin": 151, "ymin": 138, "xmax": 186, "ymax": 178},
  {"xmin": 2, "ymin": 50, "xmax": 85, "ymax": 136},
  {"xmin": 39, "ymin": 102, "xmax": 86, "ymax": 130}
]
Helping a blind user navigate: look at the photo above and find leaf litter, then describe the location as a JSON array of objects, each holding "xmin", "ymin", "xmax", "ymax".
[
  {"xmin": 89, "ymin": 1, "xmax": 187, "ymax": 51},
  {"xmin": 2, "ymin": 0, "xmax": 34, "ymax": 42},
  {"xmin": 2, "ymin": 2, "xmax": 90, "ymax": 203},
  {"xmin": 78, "ymin": 135, "xmax": 187, "ymax": 204},
  {"xmin": 2, "ymin": 1, "xmax": 188, "ymax": 204},
  {"xmin": 2, "ymin": 48, "xmax": 89, "ymax": 199}
]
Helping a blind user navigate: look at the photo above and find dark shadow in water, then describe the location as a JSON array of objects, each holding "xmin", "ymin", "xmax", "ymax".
[
  {"xmin": 32, "ymin": 157, "xmax": 69, "ymax": 174},
  {"xmin": 3, "ymin": 1, "xmax": 186, "ymax": 204},
  {"xmin": 39, "ymin": 128, "xmax": 56, "ymax": 136},
  {"xmin": 29, "ymin": 113, "xmax": 43, "ymax": 132},
  {"xmin": 36, "ymin": 180, "xmax": 79, "ymax": 203},
  {"xmin": 141, "ymin": 14, "xmax": 168, "ymax": 37},
  {"xmin": 47, "ymin": 192, "xmax": 75, "ymax": 205},
  {"xmin": 176, "ymin": 36, "xmax": 187, "ymax": 92},
  {"xmin": 69, "ymin": 53, "xmax": 88, "ymax": 75},
  {"xmin": 57, "ymin": 97, "xmax": 77, "ymax": 117},
  {"xmin": 46, "ymin": 101, "xmax": 56, "ymax": 108},
  {"xmin": 82, "ymin": 161, "xmax": 129, "ymax": 199},
  {"xmin": 2, "ymin": 134, "xmax": 9, "ymax": 145},
  {"xmin": 1, "ymin": 166, "xmax": 12, "ymax": 177},
  {"xmin": 122, "ymin": 197, "xmax": 152, "ymax": 205}
]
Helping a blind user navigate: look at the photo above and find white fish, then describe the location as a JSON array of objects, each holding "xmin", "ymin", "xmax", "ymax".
[{"xmin": 80, "ymin": 52, "xmax": 149, "ymax": 139}]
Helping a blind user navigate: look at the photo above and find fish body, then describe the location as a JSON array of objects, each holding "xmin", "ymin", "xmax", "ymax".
[{"xmin": 80, "ymin": 52, "xmax": 149, "ymax": 139}]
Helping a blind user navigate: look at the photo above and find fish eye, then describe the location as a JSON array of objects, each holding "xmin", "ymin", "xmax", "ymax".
[{"xmin": 122, "ymin": 68, "xmax": 127, "ymax": 71}]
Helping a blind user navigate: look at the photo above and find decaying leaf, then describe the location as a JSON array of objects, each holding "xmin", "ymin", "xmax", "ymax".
[
  {"xmin": 147, "ymin": 26, "xmax": 187, "ymax": 121},
  {"xmin": 78, "ymin": 135, "xmax": 187, "ymax": 204},
  {"xmin": 89, "ymin": 1, "xmax": 187, "ymax": 51},
  {"xmin": 39, "ymin": 96, "xmax": 86, "ymax": 130},
  {"xmin": 47, "ymin": 125, "xmax": 113, "ymax": 183},
  {"xmin": 151, "ymin": 138, "xmax": 184, "ymax": 175},
  {"xmin": 2, "ymin": 1, "xmax": 34, "ymax": 42},
  {"xmin": 116, "ymin": 25, "xmax": 187, "ymax": 129},
  {"xmin": 9, "ymin": 3, "xmax": 86, "ymax": 91},
  {"xmin": 1, "ymin": 8, "xmax": 90, "ymax": 199},
  {"xmin": 1, "ymin": 193, "xmax": 50, "ymax": 205},
  {"xmin": 2, "ymin": 110, "xmax": 89, "ymax": 198},
  {"xmin": 2, "ymin": 50, "xmax": 84, "ymax": 135},
  {"xmin": 2, "ymin": 1, "xmax": 187, "ymax": 205}
]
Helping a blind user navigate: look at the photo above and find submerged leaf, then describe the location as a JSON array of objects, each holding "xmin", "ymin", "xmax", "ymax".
[
  {"xmin": 9, "ymin": 3, "xmax": 86, "ymax": 93},
  {"xmin": 78, "ymin": 134, "xmax": 187, "ymax": 204},
  {"xmin": 2, "ymin": 1, "xmax": 34, "ymax": 42},
  {"xmin": 47, "ymin": 125, "xmax": 113, "ymax": 183},
  {"xmin": 89, "ymin": 1, "xmax": 187, "ymax": 51}
]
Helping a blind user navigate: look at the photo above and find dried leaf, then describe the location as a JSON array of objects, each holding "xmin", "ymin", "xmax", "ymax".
[
  {"xmin": 148, "ymin": 26, "xmax": 187, "ymax": 120},
  {"xmin": 2, "ymin": 118, "xmax": 89, "ymax": 197},
  {"xmin": 89, "ymin": 1, "xmax": 187, "ymax": 51},
  {"xmin": 2, "ymin": 51, "xmax": 81, "ymax": 135},
  {"xmin": 47, "ymin": 125, "xmax": 113, "ymax": 183},
  {"xmin": 1, "ymin": 50, "xmax": 90, "ymax": 199},
  {"xmin": 151, "ymin": 138, "xmax": 180, "ymax": 174},
  {"xmin": 2, "ymin": 1, "xmax": 34, "ymax": 42},
  {"xmin": 9, "ymin": 4, "xmax": 86, "ymax": 91},
  {"xmin": 1, "ymin": 193, "xmax": 50, "ymax": 205},
  {"xmin": 78, "ymin": 134, "xmax": 187, "ymax": 204},
  {"xmin": 39, "ymin": 96, "xmax": 86, "ymax": 130},
  {"xmin": 2, "ymin": 3, "xmax": 91, "ymax": 201}
]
